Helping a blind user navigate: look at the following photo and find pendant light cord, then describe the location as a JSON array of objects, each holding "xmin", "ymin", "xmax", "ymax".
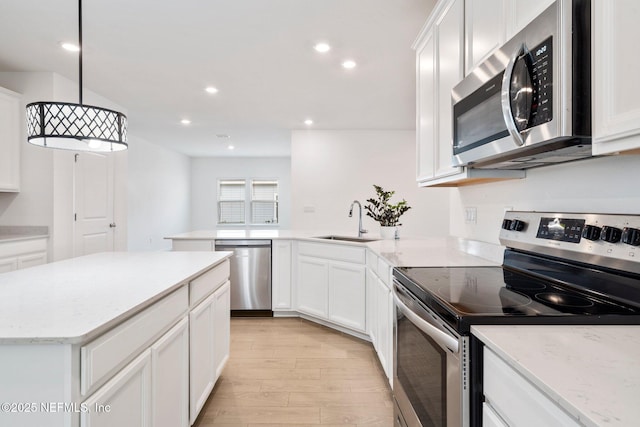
[{"xmin": 78, "ymin": 0, "xmax": 83, "ymax": 105}]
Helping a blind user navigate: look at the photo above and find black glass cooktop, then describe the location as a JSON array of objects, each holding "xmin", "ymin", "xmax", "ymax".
[{"xmin": 393, "ymin": 264, "xmax": 640, "ymax": 334}]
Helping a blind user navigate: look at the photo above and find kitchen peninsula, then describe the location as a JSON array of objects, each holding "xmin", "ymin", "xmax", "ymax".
[{"xmin": 0, "ymin": 251, "xmax": 231, "ymax": 427}]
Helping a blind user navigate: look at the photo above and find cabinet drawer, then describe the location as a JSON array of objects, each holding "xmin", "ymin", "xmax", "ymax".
[
  {"xmin": 484, "ymin": 348, "xmax": 580, "ymax": 427},
  {"xmin": 189, "ymin": 260, "xmax": 230, "ymax": 307},
  {"xmin": 298, "ymin": 242, "xmax": 365, "ymax": 264},
  {"xmin": 81, "ymin": 286, "xmax": 188, "ymax": 396}
]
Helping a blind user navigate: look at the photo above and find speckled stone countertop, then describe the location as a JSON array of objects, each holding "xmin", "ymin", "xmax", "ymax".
[
  {"xmin": 165, "ymin": 230, "xmax": 504, "ymax": 266},
  {"xmin": 0, "ymin": 225, "xmax": 49, "ymax": 242},
  {"xmin": 0, "ymin": 251, "xmax": 231, "ymax": 344},
  {"xmin": 472, "ymin": 325, "xmax": 640, "ymax": 427}
]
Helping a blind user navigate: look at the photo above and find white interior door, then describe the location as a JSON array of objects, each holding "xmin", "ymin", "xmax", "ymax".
[{"xmin": 74, "ymin": 152, "xmax": 115, "ymax": 257}]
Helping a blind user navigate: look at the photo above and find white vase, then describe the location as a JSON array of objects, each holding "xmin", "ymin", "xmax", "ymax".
[{"xmin": 380, "ymin": 226, "xmax": 398, "ymax": 240}]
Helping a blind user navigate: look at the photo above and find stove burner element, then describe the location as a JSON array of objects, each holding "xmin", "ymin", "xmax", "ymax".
[{"xmin": 535, "ymin": 292, "xmax": 595, "ymax": 308}]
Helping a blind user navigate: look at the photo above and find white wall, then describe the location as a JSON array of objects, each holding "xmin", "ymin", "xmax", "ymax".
[
  {"xmin": 191, "ymin": 157, "xmax": 292, "ymax": 230},
  {"xmin": 291, "ymin": 130, "xmax": 450, "ymax": 237},
  {"xmin": 127, "ymin": 136, "xmax": 191, "ymax": 251},
  {"xmin": 450, "ymin": 154, "xmax": 640, "ymax": 244}
]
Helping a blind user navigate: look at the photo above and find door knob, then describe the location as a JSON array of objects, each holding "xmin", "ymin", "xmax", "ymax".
[{"xmin": 109, "ymin": 223, "xmax": 117, "ymax": 228}]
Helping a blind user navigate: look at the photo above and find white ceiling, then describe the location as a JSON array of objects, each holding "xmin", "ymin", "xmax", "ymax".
[{"xmin": 0, "ymin": 0, "xmax": 434, "ymax": 157}]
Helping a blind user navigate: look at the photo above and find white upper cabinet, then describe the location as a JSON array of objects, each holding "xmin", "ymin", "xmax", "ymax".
[
  {"xmin": 0, "ymin": 86, "xmax": 21, "ymax": 192},
  {"xmin": 414, "ymin": 0, "xmax": 524, "ymax": 186},
  {"xmin": 464, "ymin": 0, "xmax": 506, "ymax": 75},
  {"xmin": 505, "ymin": 0, "xmax": 555, "ymax": 39},
  {"xmin": 592, "ymin": 0, "xmax": 640, "ymax": 155}
]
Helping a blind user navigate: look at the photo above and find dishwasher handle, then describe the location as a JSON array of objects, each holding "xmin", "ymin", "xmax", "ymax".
[{"xmin": 214, "ymin": 239, "xmax": 272, "ymax": 249}]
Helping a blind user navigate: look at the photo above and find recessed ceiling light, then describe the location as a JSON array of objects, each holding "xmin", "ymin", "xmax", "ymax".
[
  {"xmin": 227, "ymin": 145, "xmax": 235, "ymax": 150},
  {"xmin": 216, "ymin": 134, "xmax": 230, "ymax": 139},
  {"xmin": 342, "ymin": 60, "xmax": 357, "ymax": 69},
  {"xmin": 304, "ymin": 119, "xmax": 313, "ymax": 125},
  {"xmin": 314, "ymin": 43, "xmax": 331, "ymax": 53},
  {"xmin": 61, "ymin": 42, "xmax": 80, "ymax": 52},
  {"xmin": 181, "ymin": 119, "xmax": 191, "ymax": 125},
  {"xmin": 205, "ymin": 86, "xmax": 219, "ymax": 94}
]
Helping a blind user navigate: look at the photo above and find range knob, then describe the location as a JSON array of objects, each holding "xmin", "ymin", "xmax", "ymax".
[
  {"xmin": 622, "ymin": 227, "xmax": 640, "ymax": 246},
  {"xmin": 581, "ymin": 225, "xmax": 602, "ymax": 241},
  {"xmin": 509, "ymin": 220, "xmax": 526, "ymax": 232},
  {"xmin": 600, "ymin": 226, "xmax": 622, "ymax": 243},
  {"xmin": 502, "ymin": 219, "xmax": 513, "ymax": 230}
]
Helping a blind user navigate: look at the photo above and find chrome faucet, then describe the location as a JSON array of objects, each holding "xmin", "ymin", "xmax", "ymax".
[{"xmin": 348, "ymin": 200, "xmax": 368, "ymax": 237}]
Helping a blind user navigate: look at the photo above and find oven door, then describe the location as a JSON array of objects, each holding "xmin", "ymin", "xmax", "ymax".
[{"xmin": 393, "ymin": 280, "xmax": 468, "ymax": 427}]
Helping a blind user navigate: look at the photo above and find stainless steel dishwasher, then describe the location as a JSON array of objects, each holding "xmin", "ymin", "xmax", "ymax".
[{"xmin": 214, "ymin": 239, "xmax": 272, "ymax": 316}]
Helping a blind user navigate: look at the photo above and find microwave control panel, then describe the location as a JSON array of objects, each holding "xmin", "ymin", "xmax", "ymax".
[{"xmin": 528, "ymin": 36, "xmax": 553, "ymax": 127}]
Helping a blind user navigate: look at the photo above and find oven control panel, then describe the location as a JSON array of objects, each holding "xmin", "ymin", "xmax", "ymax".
[{"xmin": 500, "ymin": 211, "xmax": 640, "ymax": 273}]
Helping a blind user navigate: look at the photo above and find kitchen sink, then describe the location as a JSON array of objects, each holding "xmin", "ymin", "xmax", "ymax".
[{"xmin": 314, "ymin": 235, "xmax": 379, "ymax": 243}]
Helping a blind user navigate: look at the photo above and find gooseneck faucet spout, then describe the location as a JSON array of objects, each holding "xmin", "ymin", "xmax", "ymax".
[{"xmin": 349, "ymin": 200, "xmax": 368, "ymax": 237}]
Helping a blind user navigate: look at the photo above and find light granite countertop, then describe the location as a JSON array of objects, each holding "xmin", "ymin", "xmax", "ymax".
[
  {"xmin": 472, "ymin": 325, "xmax": 640, "ymax": 427},
  {"xmin": 165, "ymin": 229, "xmax": 503, "ymax": 266},
  {"xmin": 0, "ymin": 251, "xmax": 231, "ymax": 344}
]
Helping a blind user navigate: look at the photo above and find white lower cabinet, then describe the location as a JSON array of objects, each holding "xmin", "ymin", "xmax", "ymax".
[
  {"xmin": 189, "ymin": 279, "xmax": 231, "ymax": 424},
  {"xmin": 81, "ymin": 349, "xmax": 152, "ymax": 427},
  {"xmin": 328, "ymin": 262, "xmax": 366, "ymax": 331},
  {"xmin": 366, "ymin": 251, "xmax": 393, "ymax": 384},
  {"xmin": 0, "ymin": 237, "xmax": 48, "ymax": 273},
  {"xmin": 297, "ymin": 255, "xmax": 330, "ymax": 319},
  {"xmin": 213, "ymin": 281, "xmax": 231, "ymax": 380},
  {"xmin": 296, "ymin": 243, "xmax": 367, "ymax": 334},
  {"xmin": 483, "ymin": 348, "xmax": 580, "ymax": 427},
  {"xmin": 272, "ymin": 240, "xmax": 293, "ymax": 310},
  {"xmin": 151, "ymin": 318, "xmax": 189, "ymax": 427}
]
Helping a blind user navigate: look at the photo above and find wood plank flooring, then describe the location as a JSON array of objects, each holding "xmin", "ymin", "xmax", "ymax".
[{"xmin": 193, "ymin": 317, "xmax": 394, "ymax": 426}]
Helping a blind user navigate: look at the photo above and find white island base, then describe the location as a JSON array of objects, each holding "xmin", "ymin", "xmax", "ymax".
[{"xmin": 0, "ymin": 251, "xmax": 232, "ymax": 427}]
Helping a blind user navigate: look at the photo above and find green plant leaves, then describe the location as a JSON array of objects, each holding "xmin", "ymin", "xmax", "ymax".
[{"xmin": 363, "ymin": 185, "xmax": 411, "ymax": 226}]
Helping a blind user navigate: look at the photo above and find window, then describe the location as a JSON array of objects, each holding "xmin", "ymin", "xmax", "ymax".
[
  {"xmin": 251, "ymin": 180, "xmax": 278, "ymax": 224},
  {"xmin": 218, "ymin": 180, "xmax": 245, "ymax": 224},
  {"xmin": 217, "ymin": 179, "xmax": 279, "ymax": 225}
]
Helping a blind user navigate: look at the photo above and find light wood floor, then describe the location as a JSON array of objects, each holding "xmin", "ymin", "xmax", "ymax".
[{"xmin": 193, "ymin": 317, "xmax": 394, "ymax": 426}]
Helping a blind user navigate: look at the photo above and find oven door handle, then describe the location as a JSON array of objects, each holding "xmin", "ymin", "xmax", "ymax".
[{"xmin": 392, "ymin": 286, "xmax": 459, "ymax": 354}]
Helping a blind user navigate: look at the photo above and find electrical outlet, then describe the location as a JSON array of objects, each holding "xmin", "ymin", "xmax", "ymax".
[{"xmin": 465, "ymin": 207, "xmax": 477, "ymax": 224}]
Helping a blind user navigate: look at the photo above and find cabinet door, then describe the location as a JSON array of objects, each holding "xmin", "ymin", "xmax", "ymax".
[
  {"xmin": 435, "ymin": 0, "xmax": 464, "ymax": 178},
  {"xmin": 213, "ymin": 281, "xmax": 231, "ymax": 379},
  {"xmin": 505, "ymin": 0, "xmax": 555, "ymax": 39},
  {"xmin": 0, "ymin": 256, "xmax": 18, "ymax": 273},
  {"xmin": 151, "ymin": 318, "xmax": 189, "ymax": 427},
  {"xmin": 0, "ymin": 87, "xmax": 20, "ymax": 192},
  {"xmin": 593, "ymin": 0, "xmax": 640, "ymax": 155},
  {"xmin": 375, "ymin": 278, "xmax": 392, "ymax": 380},
  {"xmin": 17, "ymin": 252, "xmax": 47, "ymax": 270},
  {"xmin": 366, "ymin": 268, "xmax": 378, "ymax": 346},
  {"xmin": 416, "ymin": 26, "xmax": 437, "ymax": 182},
  {"xmin": 81, "ymin": 350, "xmax": 152, "ymax": 427},
  {"xmin": 328, "ymin": 261, "xmax": 366, "ymax": 332},
  {"xmin": 272, "ymin": 240, "xmax": 292, "ymax": 310},
  {"xmin": 483, "ymin": 403, "xmax": 509, "ymax": 427},
  {"xmin": 296, "ymin": 256, "xmax": 329, "ymax": 319},
  {"xmin": 189, "ymin": 293, "xmax": 216, "ymax": 424},
  {"xmin": 465, "ymin": 0, "xmax": 506, "ymax": 74}
]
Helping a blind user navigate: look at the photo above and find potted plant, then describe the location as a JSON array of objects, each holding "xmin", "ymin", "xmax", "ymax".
[{"xmin": 364, "ymin": 185, "xmax": 411, "ymax": 239}]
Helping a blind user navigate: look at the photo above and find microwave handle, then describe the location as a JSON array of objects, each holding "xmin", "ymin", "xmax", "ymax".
[
  {"xmin": 392, "ymin": 284, "xmax": 459, "ymax": 354},
  {"xmin": 501, "ymin": 43, "xmax": 526, "ymax": 147}
]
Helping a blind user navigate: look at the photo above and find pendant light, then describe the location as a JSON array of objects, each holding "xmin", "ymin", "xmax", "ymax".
[{"xmin": 25, "ymin": 0, "xmax": 127, "ymax": 152}]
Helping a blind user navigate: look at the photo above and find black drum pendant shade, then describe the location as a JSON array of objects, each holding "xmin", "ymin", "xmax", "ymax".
[{"xmin": 25, "ymin": 0, "xmax": 128, "ymax": 152}]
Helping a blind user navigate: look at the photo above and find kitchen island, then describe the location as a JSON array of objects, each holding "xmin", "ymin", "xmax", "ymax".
[{"xmin": 0, "ymin": 251, "xmax": 232, "ymax": 427}]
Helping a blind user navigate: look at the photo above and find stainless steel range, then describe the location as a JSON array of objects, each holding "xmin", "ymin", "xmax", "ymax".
[{"xmin": 392, "ymin": 211, "xmax": 640, "ymax": 427}]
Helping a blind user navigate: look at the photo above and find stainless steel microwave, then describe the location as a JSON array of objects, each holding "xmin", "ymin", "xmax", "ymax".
[{"xmin": 452, "ymin": 0, "xmax": 591, "ymax": 170}]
